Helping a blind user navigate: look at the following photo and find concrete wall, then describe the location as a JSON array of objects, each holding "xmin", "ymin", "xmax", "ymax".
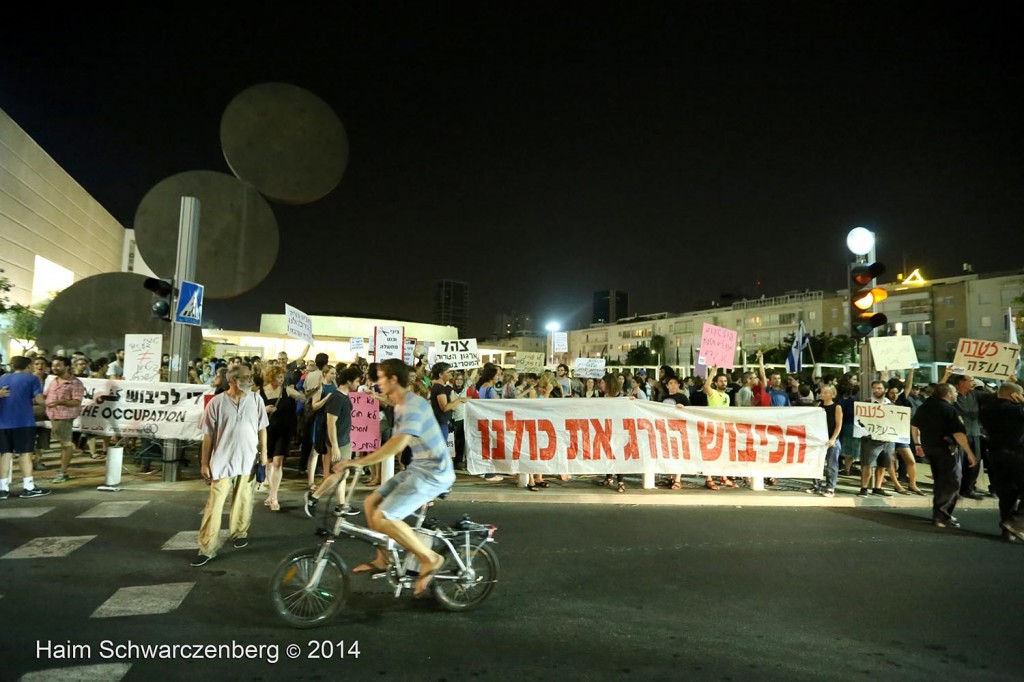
[{"xmin": 0, "ymin": 108, "xmax": 125, "ymax": 308}]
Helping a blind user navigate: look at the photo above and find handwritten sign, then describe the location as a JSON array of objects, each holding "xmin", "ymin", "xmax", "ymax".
[
  {"xmin": 350, "ymin": 337, "xmax": 365, "ymax": 354},
  {"xmin": 285, "ymin": 304, "xmax": 314, "ymax": 345},
  {"xmin": 951, "ymin": 338, "xmax": 1021, "ymax": 380},
  {"xmin": 516, "ymin": 352, "xmax": 546, "ymax": 375},
  {"xmin": 404, "ymin": 338, "xmax": 417, "ymax": 365},
  {"xmin": 852, "ymin": 402, "xmax": 911, "ymax": 443},
  {"xmin": 349, "ymin": 392, "xmax": 381, "ymax": 451},
  {"xmin": 432, "ymin": 339, "xmax": 480, "ymax": 370},
  {"xmin": 573, "ymin": 358, "xmax": 606, "ymax": 379},
  {"xmin": 699, "ymin": 323, "xmax": 737, "ymax": 369},
  {"xmin": 374, "ymin": 326, "xmax": 404, "ymax": 361},
  {"xmin": 123, "ymin": 334, "xmax": 162, "ymax": 383},
  {"xmin": 868, "ymin": 336, "xmax": 919, "ymax": 371},
  {"xmin": 552, "ymin": 332, "xmax": 568, "ymax": 353}
]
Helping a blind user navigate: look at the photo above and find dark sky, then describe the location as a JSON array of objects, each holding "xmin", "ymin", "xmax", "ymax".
[{"xmin": 3, "ymin": 2, "xmax": 1023, "ymax": 337}]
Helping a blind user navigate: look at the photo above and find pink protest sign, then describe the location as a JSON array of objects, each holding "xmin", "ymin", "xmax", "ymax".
[
  {"xmin": 698, "ymin": 323, "xmax": 738, "ymax": 369},
  {"xmin": 349, "ymin": 392, "xmax": 381, "ymax": 452}
]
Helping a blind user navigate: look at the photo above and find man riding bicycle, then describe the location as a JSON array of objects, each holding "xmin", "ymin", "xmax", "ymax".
[{"xmin": 304, "ymin": 358, "xmax": 455, "ymax": 596}]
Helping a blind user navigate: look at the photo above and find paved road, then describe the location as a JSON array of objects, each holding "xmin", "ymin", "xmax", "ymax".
[{"xmin": 1, "ymin": 485, "xmax": 1020, "ymax": 681}]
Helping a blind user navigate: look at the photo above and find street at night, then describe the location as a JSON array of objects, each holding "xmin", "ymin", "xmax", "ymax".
[{"xmin": 2, "ymin": 480, "xmax": 1020, "ymax": 681}]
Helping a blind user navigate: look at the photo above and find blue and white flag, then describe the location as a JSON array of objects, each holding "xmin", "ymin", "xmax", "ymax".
[{"xmin": 786, "ymin": 320, "xmax": 811, "ymax": 373}]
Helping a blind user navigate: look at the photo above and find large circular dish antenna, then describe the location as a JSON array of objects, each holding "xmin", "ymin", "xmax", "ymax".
[
  {"xmin": 220, "ymin": 82, "xmax": 348, "ymax": 204},
  {"xmin": 133, "ymin": 170, "xmax": 279, "ymax": 299}
]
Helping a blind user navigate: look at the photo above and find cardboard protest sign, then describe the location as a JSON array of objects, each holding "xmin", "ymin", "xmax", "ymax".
[
  {"xmin": 374, "ymin": 326, "xmax": 404, "ymax": 361},
  {"xmin": 285, "ymin": 304, "xmax": 314, "ymax": 345},
  {"xmin": 552, "ymin": 332, "xmax": 568, "ymax": 353},
  {"xmin": 349, "ymin": 392, "xmax": 381, "ymax": 451},
  {"xmin": 852, "ymin": 402, "xmax": 911, "ymax": 443},
  {"xmin": 350, "ymin": 337, "xmax": 365, "ymax": 354},
  {"xmin": 123, "ymin": 334, "xmax": 162, "ymax": 383},
  {"xmin": 951, "ymin": 338, "xmax": 1021, "ymax": 380},
  {"xmin": 699, "ymin": 323, "xmax": 738, "ymax": 369},
  {"xmin": 868, "ymin": 336, "xmax": 920, "ymax": 371},
  {"xmin": 432, "ymin": 339, "xmax": 480, "ymax": 370},
  {"xmin": 572, "ymin": 358, "xmax": 606, "ymax": 379},
  {"xmin": 516, "ymin": 352, "xmax": 546, "ymax": 375}
]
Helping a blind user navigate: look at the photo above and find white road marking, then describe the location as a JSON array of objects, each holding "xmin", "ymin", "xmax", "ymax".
[
  {"xmin": 2, "ymin": 536, "xmax": 96, "ymax": 559},
  {"xmin": 91, "ymin": 582, "xmax": 196, "ymax": 618}
]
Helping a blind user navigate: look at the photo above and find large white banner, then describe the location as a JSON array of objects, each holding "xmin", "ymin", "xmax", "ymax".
[
  {"xmin": 75, "ymin": 378, "xmax": 212, "ymax": 440},
  {"xmin": 466, "ymin": 399, "xmax": 827, "ymax": 476},
  {"xmin": 851, "ymin": 402, "xmax": 911, "ymax": 442},
  {"xmin": 123, "ymin": 334, "xmax": 162, "ymax": 382}
]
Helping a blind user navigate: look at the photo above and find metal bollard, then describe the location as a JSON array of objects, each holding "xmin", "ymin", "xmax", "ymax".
[
  {"xmin": 751, "ymin": 475, "xmax": 765, "ymax": 491},
  {"xmin": 643, "ymin": 472, "xmax": 655, "ymax": 489},
  {"xmin": 517, "ymin": 473, "xmax": 530, "ymax": 488},
  {"xmin": 105, "ymin": 446, "xmax": 124, "ymax": 486}
]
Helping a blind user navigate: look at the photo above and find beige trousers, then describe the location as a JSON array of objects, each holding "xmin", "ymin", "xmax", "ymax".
[{"xmin": 198, "ymin": 473, "xmax": 255, "ymax": 557}]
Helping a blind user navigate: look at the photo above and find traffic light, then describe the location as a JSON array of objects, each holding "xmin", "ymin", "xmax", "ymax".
[
  {"xmin": 144, "ymin": 277, "xmax": 175, "ymax": 321},
  {"xmin": 849, "ymin": 262, "xmax": 887, "ymax": 338}
]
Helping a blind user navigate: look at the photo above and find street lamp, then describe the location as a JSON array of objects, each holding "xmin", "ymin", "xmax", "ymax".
[
  {"xmin": 846, "ymin": 226, "xmax": 875, "ymax": 256},
  {"xmin": 846, "ymin": 227, "xmax": 885, "ymax": 399},
  {"xmin": 545, "ymin": 321, "xmax": 561, "ymax": 367}
]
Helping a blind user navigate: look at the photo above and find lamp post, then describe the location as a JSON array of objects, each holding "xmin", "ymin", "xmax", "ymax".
[
  {"xmin": 545, "ymin": 321, "xmax": 560, "ymax": 368},
  {"xmin": 846, "ymin": 227, "xmax": 882, "ymax": 400}
]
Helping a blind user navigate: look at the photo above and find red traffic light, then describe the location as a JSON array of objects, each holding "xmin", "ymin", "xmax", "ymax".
[{"xmin": 850, "ymin": 262, "xmax": 886, "ymax": 286}]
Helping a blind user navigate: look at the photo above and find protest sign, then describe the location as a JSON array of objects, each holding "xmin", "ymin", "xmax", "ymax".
[
  {"xmin": 951, "ymin": 338, "xmax": 1021, "ymax": 380},
  {"xmin": 350, "ymin": 337, "xmax": 365, "ymax": 354},
  {"xmin": 552, "ymin": 332, "xmax": 568, "ymax": 353},
  {"xmin": 699, "ymin": 323, "xmax": 738, "ymax": 369},
  {"xmin": 374, "ymin": 326, "xmax": 404, "ymax": 361},
  {"xmin": 516, "ymin": 352, "xmax": 546, "ymax": 375},
  {"xmin": 432, "ymin": 339, "xmax": 480, "ymax": 370},
  {"xmin": 349, "ymin": 392, "xmax": 381, "ymax": 451},
  {"xmin": 404, "ymin": 338, "xmax": 417, "ymax": 365},
  {"xmin": 572, "ymin": 358, "xmax": 606, "ymax": 379},
  {"xmin": 868, "ymin": 336, "xmax": 919, "ymax": 371},
  {"xmin": 466, "ymin": 400, "xmax": 826, "ymax": 477},
  {"xmin": 851, "ymin": 402, "xmax": 912, "ymax": 443},
  {"xmin": 285, "ymin": 304, "xmax": 314, "ymax": 345},
  {"xmin": 75, "ymin": 378, "xmax": 211, "ymax": 440},
  {"xmin": 123, "ymin": 334, "xmax": 162, "ymax": 383}
]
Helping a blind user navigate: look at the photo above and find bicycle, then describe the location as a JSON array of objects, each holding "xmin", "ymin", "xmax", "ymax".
[{"xmin": 269, "ymin": 469, "xmax": 500, "ymax": 628}]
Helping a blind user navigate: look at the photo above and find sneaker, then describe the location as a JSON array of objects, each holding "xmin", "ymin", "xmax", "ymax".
[
  {"xmin": 53, "ymin": 472, "xmax": 70, "ymax": 483},
  {"xmin": 999, "ymin": 520, "xmax": 1024, "ymax": 541},
  {"xmin": 190, "ymin": 554, "xmax": 212, "ymax": 567},
  {"xmin": 232, "ymin": 537, "xmax": 249, "ymax": 549},
  {"xmin": 872, "ymin": 488, "xmax": 892, "ymax": 497},
  {"xmin": 21, "ymin": 487, "xmax": 51, "ymax": 498},
  {"xmin": 35, "ymin": 461, "xmax": 49, "ymax": 470},
  {"xmin": 857, "ymin": 488, "xmax": 870, "ymax": 497},
  {"xmin": 481, "ymin": 474, "xmax": 504, "ymax": 482},
  {"xmin": 803, "ymin": 487, "xmax": 819, "ymax": 495},
  {"xmin": 0, "ymin": 489, "xmax": 8, "ymax": 500},
  {"xmin": 822, "ymin": 489, "xmax": 835, "ymax": 498},
  {"xmin": 934, "ymin": 518, "xmax": 961, "ymax": 529},
  {"xmin": 962, "ymin": 491, "xmax": 984, "ymax": 500},
  {"xmin": 303, "ymin": 491, "xmax": 319, "ymax": 519}
]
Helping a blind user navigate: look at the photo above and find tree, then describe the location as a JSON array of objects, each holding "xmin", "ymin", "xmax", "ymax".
[
  {"xmin": 649, "ymin": 334, "xmax": 666, "ymax": 366},
  {"xmin": 624, "ymin": 344, "xmax": 657, "ymax": 366},
  {"xmin": 6, "ymin": 306, "xmax": 41, "ymax": 353}
]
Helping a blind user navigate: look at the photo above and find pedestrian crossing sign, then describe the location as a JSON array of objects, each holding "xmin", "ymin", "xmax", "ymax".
[{"xmin": 175, "ymin": 280, "xmax": 204, "ymax": 326}]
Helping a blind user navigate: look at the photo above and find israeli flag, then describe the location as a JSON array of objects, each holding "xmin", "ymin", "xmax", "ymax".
[{"xmin": 786, "ymin": 320, "xmax": 810, "ymax": 373}]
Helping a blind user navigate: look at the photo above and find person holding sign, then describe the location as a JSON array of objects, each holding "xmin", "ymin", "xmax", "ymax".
[{"xmin": 703, "ymin": 369, "xmax": 737, "ymax": 489}]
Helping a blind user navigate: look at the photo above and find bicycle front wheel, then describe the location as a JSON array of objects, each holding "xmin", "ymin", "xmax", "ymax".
[
  {"xmin": 433, "ymin": 544, "xmax": 499, "ymax": 611},
  {"xmin": 270, "ymin": 547, "xmax": 350, "ymax": 628}
]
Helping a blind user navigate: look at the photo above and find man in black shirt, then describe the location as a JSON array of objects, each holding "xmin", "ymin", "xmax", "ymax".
[
  {"xmin": 979, "ymin": 382, "xmax": 1024, "ymax": 541},
  {"xmin": 911, "ymin": 383, "xmax": 978, "ymax": 528}
]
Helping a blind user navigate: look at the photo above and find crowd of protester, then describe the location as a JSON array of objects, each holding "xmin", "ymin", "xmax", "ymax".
[{"xmin": 2, "ymin": 345, "xmax": 1021, "ymax": 542}]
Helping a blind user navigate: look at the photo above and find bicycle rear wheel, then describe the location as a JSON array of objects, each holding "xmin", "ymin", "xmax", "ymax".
[
  {"xmin": 270, "ymin": 547, "xmax": 350, "ymax": 628},
  {"xmin": 432, "ymin": 544, "xmax": 499, "ymax": 611}
]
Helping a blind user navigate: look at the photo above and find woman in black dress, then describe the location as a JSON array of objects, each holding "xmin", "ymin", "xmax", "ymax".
[{"xmin": 260, "ymin": 365, "xmax": 303, "ymax": 510}]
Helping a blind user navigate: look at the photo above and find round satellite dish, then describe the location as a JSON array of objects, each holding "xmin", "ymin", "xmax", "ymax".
[
  {"xmin": 133, "ymin": 170, "xmax": 279, "ymax": 299},
  {"xmin": 220, "ymin": 82, "xmax": 348, "ymax": 204},
  {"xmin": 37, "ymin": 272, "xmax": 200, "ymax": 361}
]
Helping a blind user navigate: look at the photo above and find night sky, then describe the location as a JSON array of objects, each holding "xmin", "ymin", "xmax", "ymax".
[{"xmin": 3, "ymin": 2, "xmax": 1023, "ymax": 337}]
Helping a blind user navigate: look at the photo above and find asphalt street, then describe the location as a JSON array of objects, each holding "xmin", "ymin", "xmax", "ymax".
[{"xmin": 1, "ymin": 483, "xmax": 1021, "ymax": 682}]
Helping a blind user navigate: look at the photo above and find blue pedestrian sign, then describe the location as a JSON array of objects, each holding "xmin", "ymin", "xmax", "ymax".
[{"xmin": 175, "ymin": 280, "xmax": 204, "ymax": 326}]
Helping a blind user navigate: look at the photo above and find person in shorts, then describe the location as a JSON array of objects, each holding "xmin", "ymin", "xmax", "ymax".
[
  {"xmin": 858, "ymin": 381, "xmax": 893, "ymax": 497},
  {"xmin": 0, "ymin": 356, "xmax": 51, "ymax": 499},
  {"xmin": 44, "ymin": 356, "xmax": 85, "ymax": 483},
  {"xmin": 334, "ymin": 359, "xmax": 455, "ymax": 596}
]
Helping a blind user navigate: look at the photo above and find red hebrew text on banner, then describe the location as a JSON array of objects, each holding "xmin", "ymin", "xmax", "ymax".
[{"xmin": 466, "ymin": 399, "xmax": 827, "ymax": 477}]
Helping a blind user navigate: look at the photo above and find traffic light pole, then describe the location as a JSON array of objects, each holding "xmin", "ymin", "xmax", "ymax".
[
  {"xmin": 163, "ymin": 197, "xmax": 200, "ymax": 482},
  {"xmin": 857, "ymin": 246, "xmax": 877, "ymax": 401}
]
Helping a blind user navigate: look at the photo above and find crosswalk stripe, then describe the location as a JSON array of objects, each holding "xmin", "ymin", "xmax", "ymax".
[
  {"xmin": 91, "ymin": 582, "xmax": 196, "ymax": 618},
  {"xmin": 160, "ymin": 530, "xmax": 230, "ymax": 551},
  {"xmin": 2, "ymin": 536, "xmax": 96, "ymax": 559},
  {"xmin": 0, "ymin": 507, "xmax": 55, "ymax": 519},
  {"xmin": 77, "ymin": 501, "xmax": 150, "ymax": 518},
  {"xmin": 20, "ymin": 663, "xmax": 132, "ymax": 681}
]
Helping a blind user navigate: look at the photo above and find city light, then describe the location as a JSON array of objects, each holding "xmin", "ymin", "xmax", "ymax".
[
  {"xmin": 846, "ymin": 227, "xmax": 875, "ymax": 256},
  {"xmin": 545, "ymin": 321, "xmax": 561, "ymax": 332}
]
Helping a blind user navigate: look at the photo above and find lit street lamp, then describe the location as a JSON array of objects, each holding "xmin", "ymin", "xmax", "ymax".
[{"xmin": 545, "ymin": 321, "xmax": 561, "ymax": 366}]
